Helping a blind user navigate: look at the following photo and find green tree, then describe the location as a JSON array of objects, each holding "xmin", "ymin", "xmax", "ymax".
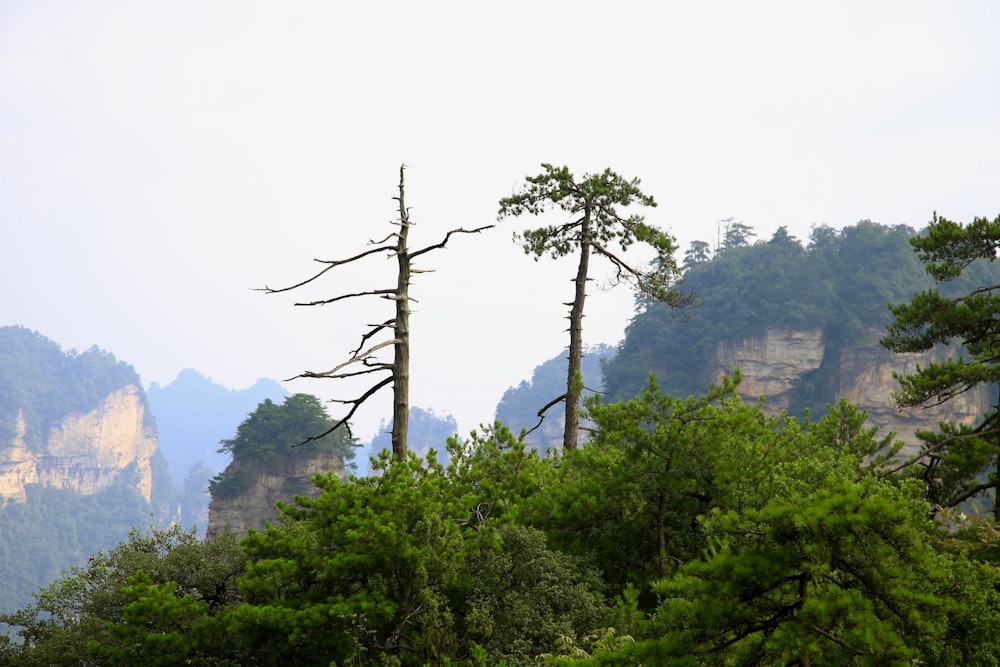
[
  {"xmin": 682, "ymin": 240, "xmax": 712, "ymax": 269},
  {"xmin": 2, "ymin": 525, "xmax": 244, "ymax": 666},
  {"xmin": 719, "ymin": 218, "xmax": 755, "ymax": 253},
  {"xmin": 557, "ymin": 404, "xmax": 997, "ymax": 666},
  {"xmin": 228, "ymin": 454, "xmax": 470, "ymax": 665},
  {"xmin": 882, "ymin": 213, "xmax": 1000, "ymax": 519},
  {"xmin": 498, "ymin": 164, "xmax": 692, "ymax": 451},
  {"xmin": 634, "ymin": 472, "xmax": 976, "ymax": 665},
  {"xmin": 216, "ymin": 393, "xmax": 354, "ymax": 461}
]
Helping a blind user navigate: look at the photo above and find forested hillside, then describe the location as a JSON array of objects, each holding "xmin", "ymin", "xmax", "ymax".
[
  {"xmin": 604, "ymin": 221, "xmax": 1000, "ymax": 413},
  {"xmin": 0, "ymin": 327, "xmax": 170, "ymax": 615},
  {"xmin": 0, "ymin": 327, "xmax": 147, "ymax": 449}
]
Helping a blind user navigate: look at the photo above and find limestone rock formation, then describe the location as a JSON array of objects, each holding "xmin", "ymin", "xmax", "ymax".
[
  {"xmin": 0, "ymin": 384, "xmax": 158, "ymax": 504},
  {"xmin": 711, "ymin": 328, "xmax": 992, "ymax": 455},
  {"xmin": 206, "ymin": 448, "xmax": 345, "ymax": 538},
  {"xmin": 713, "ymin": 329, "xmax": 826, "ymax": 412}
]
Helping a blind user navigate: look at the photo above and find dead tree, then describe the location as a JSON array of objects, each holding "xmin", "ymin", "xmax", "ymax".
[{"xmin": 262, "ymin": 165, "xmax": 493, "ymax": 462}]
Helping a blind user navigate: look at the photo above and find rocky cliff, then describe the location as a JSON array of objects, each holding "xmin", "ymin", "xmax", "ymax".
[
  {"xmin": 206, "ymin": 448, "xmax": 345, "ymax": 538},
  {"xmin": 711, "ymin": 328, "xmax": 992, "ymax": 455},
  {"xmin": 0, "ymin": 384, "xmax": 158, "ymax": 504}
]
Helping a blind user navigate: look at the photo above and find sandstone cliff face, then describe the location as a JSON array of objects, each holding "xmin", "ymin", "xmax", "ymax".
[
  {"xmin": 206, "ymin": 450, "xmax": 345, "ymax": 539},
  {"xmin": 714, "ymin": 329, "xmax": 826, "ymax": 412},
  {"xmin": 713, "ymin": 328, "xmax": 992, "ymax": 455},
  {"xmin": 0, "ymin": 384, "xmax": 158, "ymax": 504}
]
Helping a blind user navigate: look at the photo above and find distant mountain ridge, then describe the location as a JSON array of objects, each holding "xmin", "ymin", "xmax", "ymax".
[{"xmin": 147, "ymin": 369, "xmax": 289, "ymax": 483}]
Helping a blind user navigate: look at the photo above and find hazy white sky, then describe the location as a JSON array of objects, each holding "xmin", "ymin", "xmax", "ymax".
[{"xmin": 2, "ymin": 1, "xmax": 999, "ymax": 441}]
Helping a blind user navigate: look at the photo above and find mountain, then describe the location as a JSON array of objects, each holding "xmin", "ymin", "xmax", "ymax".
[
  {"xmin": 147, "ymin": 369, "xmax": 289, "ymax": 483},
  {"xmin": 0, "ymin": 326, "xmax": 169, "ymax": 613},
  {"xmin": 603, "ymin": 221, "xmax": 1000, "ymax": 455},
  {"xmin": 146, "ymin": 369, "xmax": 289, "ymax": 534}
]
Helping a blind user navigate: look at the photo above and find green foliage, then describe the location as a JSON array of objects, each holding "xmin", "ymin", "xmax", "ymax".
[
  {"xmin": 498, "ymin": 163, "xmax": 683, "ymax": 304},
  {"xmin": 640, "ymin": 473, "xmax": 953, "ymax": 665},
  {"xmin": 230, "ymin": 455, "xmax": 470, "ymax": 665},
  {"xmin": 882, "ymin": 213, "xmax": 1000, "ymax": 517},
  {"xmin": 90, "ymin": 572, "xmax": 224, "ymax": 666},
  {"xmin": 209, "ymin": 393, "xmax": 357, "ymax": 498},
  {"xmin": 7, "ymin": 377, "xmax": 1000, "ymax": 666},
  {"xmin": 216, "ymin": 393, "xmax": 355, "ymax": 459},
  {"xmin": 2, "ymin": 525, "xmax": 244, "ymax": 666},
  {"xmin": 464, "ymin": 524, "xmax": 612, "ymax": 666}
]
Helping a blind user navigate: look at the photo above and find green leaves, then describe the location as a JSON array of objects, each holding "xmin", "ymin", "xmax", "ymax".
[
  {"xmin": 883, "ymin": 212, "xmax": 1000, "ymax": 517},
  {"xmin": 498, "ymin": 164, "xmax": 679, "ymax": 298},
  {"xmin": 216, "ymin": 393, "xmax": 355, "ymax": 459}
]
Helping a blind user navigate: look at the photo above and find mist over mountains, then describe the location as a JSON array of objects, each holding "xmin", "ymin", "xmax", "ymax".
[{"xmin": 147, "ymin": 369, "xmax": 289, "ymax": 485}]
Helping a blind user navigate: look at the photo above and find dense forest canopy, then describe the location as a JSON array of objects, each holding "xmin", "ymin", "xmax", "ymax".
[
  {"xmin": 5, "ymin": 381, "xmax": 1000, "ymax": 665},
  {"xmin": 603, "ymin": 220, "xmax": 1000, "ymax": 409}
]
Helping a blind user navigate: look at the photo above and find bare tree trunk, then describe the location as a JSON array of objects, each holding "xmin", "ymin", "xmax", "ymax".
[
  {"xmin": 564, "ymin": 207, "xmax": 591, "ymax": 451},
  {"xmin": 656, "ymin": 490, "xmax": 667, "ymax": 577},
  {"xmin": 392, "ymin": 166, "xmax": 411, "ymax": 463},
  {"xmin": 263, "ymin": 165, "xmax": 492, "ymax": 461}
]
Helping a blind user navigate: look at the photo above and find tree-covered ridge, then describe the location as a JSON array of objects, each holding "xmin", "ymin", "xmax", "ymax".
[
  {"xmin": 603, "ymin": 220, "xmax": 1000, "ymax": 404},
  {"xmin": 0, "ymin": 326, "xmax": 145, "ymax": 449}
]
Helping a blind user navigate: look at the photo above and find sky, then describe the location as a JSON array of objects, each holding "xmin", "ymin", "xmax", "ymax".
[{"xmin": 2, "ymin": 1, "xmax": 1000, "ymax": 442}]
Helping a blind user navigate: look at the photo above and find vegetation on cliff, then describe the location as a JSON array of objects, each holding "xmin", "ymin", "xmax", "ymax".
[
  {"xmin": 0, "ymin": 326, "xmax": 146, "ymax": 449},
  {"xmin": 208, "ymin": 393, "xmax": 357, "ymax": 500},
  {"xmin": 0, "ymin": 328, "xmax": 164, "ymax": 616},
  {"xmin": 603, "ymin": 221, "xmax": 1000, "ymax": 413}
]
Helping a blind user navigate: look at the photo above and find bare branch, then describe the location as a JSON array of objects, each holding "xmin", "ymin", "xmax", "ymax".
[
  {"xmin": 288, "ymin": 365, "xmax": 391, "ymax": 382},
  {"xmin": 409, "ymin": 225, "xmax": 496, "ymax": 260},
  {"xmin": 589, "ymin": 240, "xmax": 649, "ymax": 283},
  {"xmin": 351, "ymin": 319, "xmax": 394, "ymax": 357},
  {"xmin": 294, "ymin": 289, "xmax": 396, "ymax": 307},
  {"xmin": 523, "ymin": 393, "xmax": 568, "ymax": 437},
  {"xmin": 371, "ymin": 232, "xmax": 397, "ymax": 244},
  {"xmin": 293, "ymin": 376, "xmax": 394, "ymax": 446},
  {"xmin": 259, "ymin": 245, "xmax": 394, "ymax": 294},
  {"xmin": 884, "ymin": 423, "xmax": 1000, "ymax": 475},
  {"xmin": 810, "ymin": 626, "xmax": 864, "ymax": 655},
  {"xmin": 327, "ymin": 339, "xmax": 400, "ymax": 376}
]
